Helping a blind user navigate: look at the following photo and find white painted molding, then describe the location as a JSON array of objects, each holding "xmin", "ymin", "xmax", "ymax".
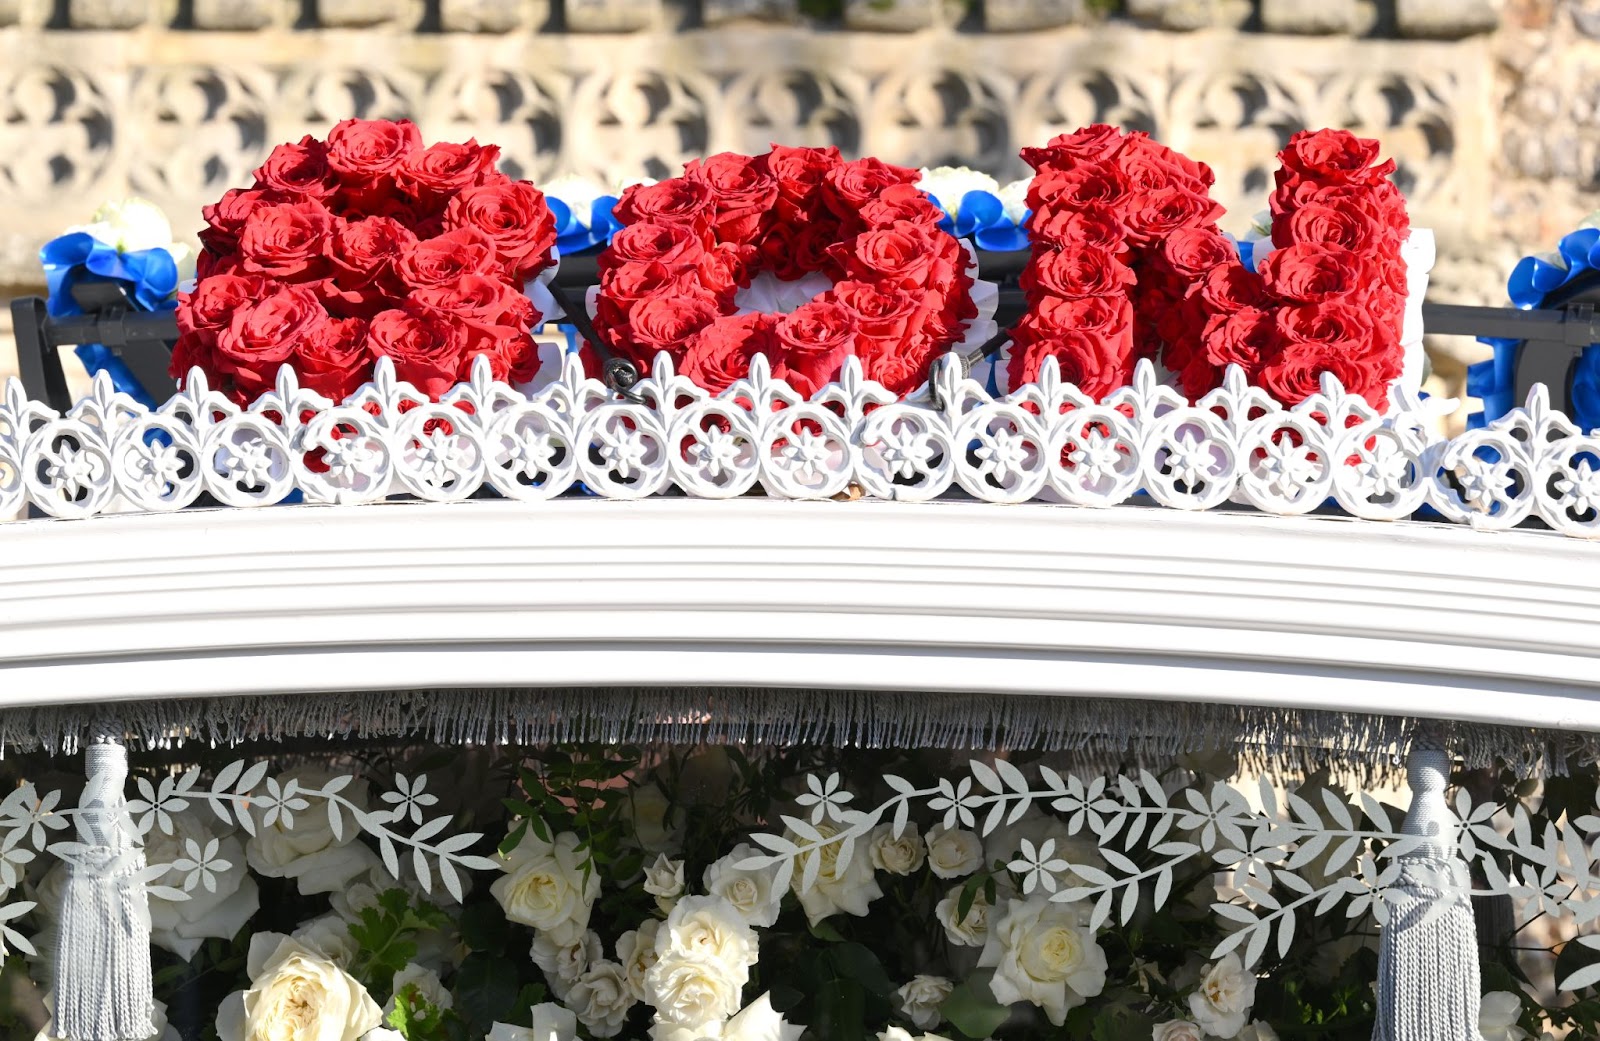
[{"xmin": 3, "ymin": 498, "xmax": 1598, "ymax": 732}]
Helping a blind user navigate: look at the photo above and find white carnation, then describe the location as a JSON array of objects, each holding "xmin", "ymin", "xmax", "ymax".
[
  {"xmin": 869, "ymin": 823, "xmax": 927, "ymax": 876},
  {"xmin": 895, "ymin": 974, "xmax": 953, "ymax": 1030},
  {"xmin": 926, "ymin": 825, "xmax": 984, "ymax": 879},
  {"xmin": 934, "ymin": 885, "xmax": 995, "ymax": 947},
  {"xmin": 245, "ymin": 770, "xmax": 380, "ymax": 896},
  {"xmin": 789, "ymin": 821, "xmax": 883, "ymax": 926},
  {"xmin": 1187, "ymin": 954, "xmax": 1257, "ymax": 1038},
  {"xmin": 978, "ymin": 895, "xmax": 1107, "ymax": 1026},
  {"xmin": 997, "ymin": 179, "xmax": 1031, "ymax": 225},
  {"xmin": 216, "ymin": 933, "xmax": 382, "ymax": 1041},
  {"xmin": 568, "ymin": 959, "xmax": 638, "ymax": 1037},
  {"xmin": 492, "ymin": 830, "xmax": 601, "ymax": 944},
  {"xmin": 704, "ymin": 844, "xmax": 784, "ymax": 928}
]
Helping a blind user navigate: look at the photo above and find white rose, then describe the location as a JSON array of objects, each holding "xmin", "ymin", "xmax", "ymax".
[
  {"xmin": 144, "ymin": 812, "xmax": 259, "ymax": 961},
  {"xmin": 627, "ymin": 784, "xmax": 684, "ymax": 854},
  {"xmin": 934, "ymin": 885, "xmax": 995, "ymax": 947},
  {"xmin": 246, "ymin": 770, "xmax": 380, "ymax": 896},
  {"xmin": 216, "ymin": 933, "xmax": 381, "ymax": 1041},
  {"xmin": 292, "ymin": 914, "xmax": 360, "ymax": 967},
  {"xmin": 916, "ymin": 167, "xmax": 1001, "ymax": 220},
  {"xmin": 568, "ymin": 959, "xmax": 638, "ymax": 1037},
  {"xmin": 541, "ymin": 175, "xmax": 610, "ymax": 229},
  {"xmin": 869, "ymin": 824, "xmax": 927, "ymax": 876},
  {"xmin": 1188, "ymin": 954, "xmax": 1257, "ymax": 1038},
  {"xmin": 723, "ymin": 993, "xmax": 805, "ymax": 1041},
  {"xmin": 71, "ymin": 197, "xmax": 182, "ymax": 258},
  {"xmin": 532, "ymin": 930, "xmax": 602, "ymax": 1000},
  {"xmin": 361, "ymin": 1030, "xmax": 404, "ymax": 1041},
  {"xmin": 895, "ymin": 975, "xmax": 952, "ymax": 1030},
  {"xmin": 618, "ymin": 918, "xmax": 663, "ymax": 1001},
  {"xmin": 978, "ymin": 896, "xmax": 1107, "ymax": 1026},
  {"xmin": 788, "ymin": 821, "xmax": 883, "ymax": 926},
  {"xmin": 1237, "ymin": 1023, "xmax": 1280, "ymax": 1041},
  {"xmin": 487, "ymin": 1003, "xmax": 581, "ymax": 1041},
  {"xmin": 926, "ymin": 825, "xmax": 984, "ymax": 879},
  {"xmin": 35, "ymin": 994, "xmax": 178, "ymax": 1041},
  {"xmin": 644, "ymin": 950, "xmax": 746, "ymax": 1029},
  {"xmin": 330, "ymin": 867, "xmax": 385, "ymax": 922},
  {"xmin": 387, "ymin": 962, "xmax": 453, "ymax": 1013},
  {"xmin": 704, "ymin": 844, "xmax": 784, "ymax": 928},
  {"xmin": 645, "ymin": 853, "xmax": 687, "ymax": 911},
  {"xmin": 492, "ymin": 830, "xmax": 601, "ymax": 943},
  {"xmin": 1479, "ymin": 991, "xmax": 1530, "ymax": 1041},
  {"xmin": 658, "ymin": 895, "xmax": 759, "ymax": 975},
  {"xmin": 1153, "ymin": 1020, "xmax": 1204, "ymax": 1041}
]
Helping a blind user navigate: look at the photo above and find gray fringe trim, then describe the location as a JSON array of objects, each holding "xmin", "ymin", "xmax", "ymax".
[{"xmin": 1, "ymin": 687, "xmax": 1591, "ymax": 782}]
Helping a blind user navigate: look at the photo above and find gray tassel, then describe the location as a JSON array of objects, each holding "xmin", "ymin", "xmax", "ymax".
[
  {"xmin": 1371, "ymin": 743, "xmax": 1481, "ymax": 1041},
  {"xmin": 51, "ymin": 736, "xmax": 155, "ymax": 1041}
]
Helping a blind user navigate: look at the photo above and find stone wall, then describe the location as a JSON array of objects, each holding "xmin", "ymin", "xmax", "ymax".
[{"xmin": 0, "ymin": 0, "xmax": 1580, "ymax": 416}]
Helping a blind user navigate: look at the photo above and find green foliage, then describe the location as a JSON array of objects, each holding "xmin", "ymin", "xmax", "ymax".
[{"xmin": 348, "ymin": 889, "xmax": 452, "ymax": 999}]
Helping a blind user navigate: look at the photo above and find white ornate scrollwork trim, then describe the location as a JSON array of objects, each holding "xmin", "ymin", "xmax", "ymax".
[{"xmin": 2, "ymin": 351, "xmax": 1597, "ymax": 538}]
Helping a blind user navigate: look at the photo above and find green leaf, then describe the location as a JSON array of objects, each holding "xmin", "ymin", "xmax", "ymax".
[
  {"xmin": 458, "ymin": 901, "xmax": 512, "ymax": 952},
  {"xmin": 956, "ymin": 872, "xmax": 988, "ymax": 925},
  {"xmin": 941, "ymin": 977, "xmax": 1011, "ymax": 1040},
  {"xmin": 829, "ymin": 943, "xmax": 896, "ymax": 998},
  {"xmin": 808, "ymin": 917, "xmax": 847, "ymax": 942},
  {"xmin": 498, "ymin": 820, "xmax": 529, "ymax": 856},
  {"xmin": 1089, "ymin": 1003, "xmax": 1155, "ymax": 1041},
  {"xmin": 455, "ymin": 952, "xmax": 521, "ymax": 1030}
]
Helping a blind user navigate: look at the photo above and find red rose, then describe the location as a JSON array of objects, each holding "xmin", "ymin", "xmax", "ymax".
[
  {"xmin": 177, "ymin": 273, "xmax": 266, "ymax": 335},
  {"xmin": 325, "ymin": 118, "xmax": 423, "ymax": 180},
  {"xmin": 767, "ymin": 145, "xmax": 842, "ymax": 219},
  {"xmin": 395, "ymin": 227, "xmax": 501, "ymax": 289},
  {"xmin": 621, "ymin": 295, "xmax": 720, "ymax": 365},
  {"xmin": 613, "ymin": 179, "xmax": 715, "ymax": 229},
  {"xmin": 680, "ymin": 313, "xmax": 780, "ymax": 393},
  {"xmin": 1020, "ymin": 124, "xmax": 1127, "ymax": 172},
  {"xmin": 852, "ymin": 183, "xmax": 941, "ymax": 232},
  {"xmin": 1277, "ymin": 129, "xmax": 1395, "ymax": 186},
  {"xmin": 1027, "ymin": 166, "xmax": 1130, "ymax": 213},
  {"xmin": 1118, "ymin": 136, "xmax": 1215, "ymax": 191},
  {"xmin": 253, "ymin": 136, "xmax": 340, "ymax": 199},
  {"xmin": 1028, "ymin": 205, "xmax": 1125, "ymax": 252},
  {"xmin": 1275, "ymin": 299, "xmax": 1387, "ymax": 351},
  {"xmin": 409, "ymin": 274, "xmax": 536, "ymax": 332},
  {"xmin": 604, "ymin": 222, "xmax": 709, "ymax": 269},
  {"xmin": 201, "ymin": 188, "xmax": 290, "ymax": 255},
  {"xmin": 593, "ymin": 260, "xmax": 719, "ymax": 333},
  {"xmin": 396, "ymin": 139, "xmax": 501, "ymax": 203},
  {"xmin": 773, "ymin": 300, "xmax": 857, "ymax": 396},
  {"xmin": 1123, "ymin": 187, "xmax": 1225, "ymax": 246},
  {"xmin": 237, "ymin": 201, "xmax": 336, "ymax": 281},
  {"xmin": 1193, "ymin": 263, "xmax": 1268, "ymax": 313},
  {"xmin": 216, "ymin": 285, "xmax": 328, "ymax": 392},
  {"xmin": 823, "ymin": 157, "xmax": 919, "ymax": 220},
  {"xmin": 1161, "ymin": 228, "xmax": 1238, "ymax": 280},
  {"xmin": 686, "ymin": 152, "xmax": 779, "ymax": 244},
  {"xmin": 1259, "ymin": 244, "xmax": 1373, "ymax": 304},
  {"xmin": 443, "ymin": 180, "xmax": 557, "ymax": 281},
  {"xmin": 367, "ymin": 308, "xmax": 467, "ymax": 399},
  {"xmin": 827, "ymin": 280, "xmax": 922, "ymax": 347},
  {"xmin": 1202, "ymin": 307, "xmax": 1279, "ymax": 372},
  {"xmin": 332, "ymin": 216, "xmax": 418, "ymax": 290},
  {"xmin": 1276, "ymin": 199, "xmax": 1393, "ymax": 254},
  {"xmin": 1029, "ymin": 294, "xmax": 1132, "ymax": 338},
  {"xmin": 295, "ymin": 316, "xmax": 371, "ymax": 403},
  {"xmin": 1005, "ymin": 329, "xmax": 1130, "ymax": 401},
  {"xmin": 1020, "ymin": 247, "xmax": 1135, "ymax": 299},
  {"xmin": 1258, "ymin": 339, "xmax": 1398, "ymax": 408},
  {"xmin": 842, "ymin": 221, "xmax": 941, "ymax": 290}
]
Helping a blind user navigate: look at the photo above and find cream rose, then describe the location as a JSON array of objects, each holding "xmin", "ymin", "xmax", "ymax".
[
  {"xmin": 658, "ymin": 895, "xmax": 759, "ymax": 973},
  {"xmin": 895, "ymin": 975, "xmax": 953, "ymax": 1030},
  {"xmin": 1188, "ymin": 954, "xmax": 1257, "ymax": 1038},
  {"xmin": 704, "ymin": 844, "xmax": 784, "ymax": 927},
  {"xmin": 569, "ymin": 959, "xmax": 638, "ymax": 1037},
  {"xmin": 246, "ymin": 770, "xmax": 379, "ymax": 896},
  {"xmin": 644, "ymin": 950, "xmax": 746, "ymax": 1029},
  {"xmin": 723, "ymin": 994, "xmax": 805, "ymax": 1041},
  {"xmin": 487, "ymin": 1002, "xmax": 580, "ymax": 1041},
  {"xmin": 387, "ymin": 962, "xmax": 453, "ymax": 1013},
  {"xmin": 216, "ymin": 933, "xmax": 382, "ymax": 1041},
  {"xmin": 788, "ymin": 821, "xmax": 884, "ymax": 925},
  {"xmin": 869, "ymin": 823, "xmax": 927, "ymax": 876},
  {"xmin": 926, "ymin": 825, "xmax": 984, "ymax": 879},
  {"xmin": 492, "ymin": 830, "xmax": 601, "ymax": 944},
  {"xmin": 291, "ymin": 914, "xmax": 360, "ymax": 967},
  {"xmin": 978, "ymin": 895, "xmax": 1107, "ymax": 1026},
  {"xmin": 618, "ymin": 918, "xmax": 663, "ymax": 1001},
  {"xmin": 645, "ymin": 854, "xmax": 687, "ymax": 911},
  {"xmin": 532, "ymin": 929, "xmax": 602, "ymax": 1000},
  {"xmin": 1153, "ymin": 1020, "xmax": 1204, "ymax": 1041},
  {"xmin": 934, "ymin": 885, "xmax": 995, "ymax": 948},
  {"xmin": 146, "ymin": 813, "xmax": 259, "ymax": 962}
]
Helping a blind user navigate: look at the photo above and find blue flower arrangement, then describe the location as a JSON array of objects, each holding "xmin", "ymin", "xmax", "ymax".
[
  {"xmin": 38, "ymin": 199, "xmax": 192, "ymax": 409},
  {"xmin": 1468, "ymin": 223, "xmax": 1600, "ymax": 432}
]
